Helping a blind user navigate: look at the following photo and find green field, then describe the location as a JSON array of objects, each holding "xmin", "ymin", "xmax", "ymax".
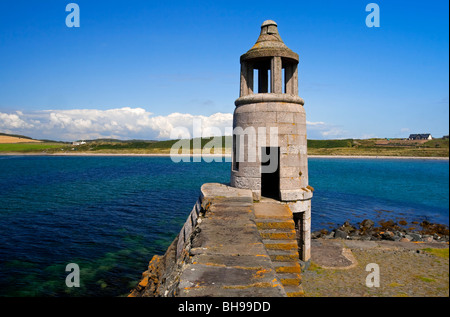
[
  {"xmin": 307, "ymin": 139, "xmax": 449, "ymax": 157},
  {"xmin": 307, "ymin": 139, "xmax": 353, "ymax": 149},
  {"xmin": 0, "ymin": 143, "xmax": 63, "ymax": 152}
]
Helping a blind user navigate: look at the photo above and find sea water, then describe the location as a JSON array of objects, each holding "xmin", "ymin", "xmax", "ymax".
[{"xmin": 0, "ymin": 156, "xmax": 448, "ymax": 296}]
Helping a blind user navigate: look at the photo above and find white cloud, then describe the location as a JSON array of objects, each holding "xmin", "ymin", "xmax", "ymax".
[
  {"xmin": 306, "ymin": 121, "xmax": 350, "ymax": 139},
  {"xmin": 0, "ymin": 112, "xmax": 34, "ymax": 130},
  {"xmin": 1, "ymin": 107, "xmax": 347, "ymax": 141},
  {"xmin": 0, "ymin": 108, "xmax": 233, "ymax": 141},
  {"xmin": 306, "ymin": 121, "xmax": 326, "ymax": 126}
]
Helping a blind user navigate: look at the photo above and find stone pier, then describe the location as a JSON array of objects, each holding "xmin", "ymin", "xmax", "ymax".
[{"xmin": 129, "ymin": 183, "xmax": 305, "ymax": 297}]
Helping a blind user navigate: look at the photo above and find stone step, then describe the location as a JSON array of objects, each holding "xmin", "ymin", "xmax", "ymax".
[
  {"xmin": 259, "ymin": 229, "xmax": 297, "ymax": 240},
  {"xmin": 273, "ymin": 261, "xmax": 301, "ymax": 274},
  {"xmin": 262, "ymin": 239, "xmax": 298, "ymax": 251},
  {"xmin": 253, "ymin": 201, "xmax": 293, "ymax": 220},
  {"xmin": 283, "ymin": 285, "xmax": 305, "ymax": 297},
  {"xmin": 256, "ymin": 219, "xmax": 295, "ymax": 230},
  {"xmin": 278, "ymin": 273, "xmax": 302, "ymax": 286},
  {"xmin": 267, "ymin": 249, "xmax": 299, "ymax": 262},
  {"xmin": 253, "ymin": 200, "xmax": 306, "ymax": 298}
]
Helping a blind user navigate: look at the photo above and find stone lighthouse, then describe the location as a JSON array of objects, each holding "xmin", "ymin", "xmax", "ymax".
[{"xmin": 230, "ymin": 20, "xmax": 312, "ymax": 261}]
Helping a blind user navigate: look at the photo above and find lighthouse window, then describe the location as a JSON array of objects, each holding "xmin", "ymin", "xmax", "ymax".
[{"xmin": 253, "ymin": 69, "xmax": 259, "ymax": 94}]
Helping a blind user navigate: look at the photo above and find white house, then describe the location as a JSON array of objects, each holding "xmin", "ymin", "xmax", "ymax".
[{"xmin": 408, "ymin": 134, "xmax": 432, "ymax": 140}]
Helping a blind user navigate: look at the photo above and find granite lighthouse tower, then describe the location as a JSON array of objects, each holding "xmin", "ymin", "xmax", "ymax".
[{"xmin": 230, "ymin": 20, "xmax": 312, "ymax": 261}]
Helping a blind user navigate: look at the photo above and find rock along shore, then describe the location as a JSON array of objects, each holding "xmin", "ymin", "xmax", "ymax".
[
  {"xmin": 311, "ymin": 219, "xmax": 449, "ymax": 243},
  {"xmin": 304, "ymin": 219, "xmax": 449, "ymax": 297}
]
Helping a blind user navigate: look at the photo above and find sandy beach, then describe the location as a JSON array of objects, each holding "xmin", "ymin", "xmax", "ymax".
[{"xmin": 1, "ymin": 152, "xmax": 448, "ymax": 160}]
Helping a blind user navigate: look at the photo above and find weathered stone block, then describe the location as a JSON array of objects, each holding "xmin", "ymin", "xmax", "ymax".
[
  {"xmin": 280, "ymin": 177, "xmax": 300, "ymax": 190},
  {"xmin": 301, "ymin": 233, "xmax": 311, "ymax": 261},
  {"xmin": 277, "ymin": 123, "xmax": 300, "ymax": 135},
  {"xmin": 281, "ymin": 144, "xmax": 301, "ymax": 155},
  {"xmin": 280, "ymin": 153, "xmax": 301, "ymax": 167},
  {"xmin": 277, "ymin": 112, "xmax": 294, "ymax": 123},
  {"xmin": 183, "ymin": 219, "xmax": 193, "ymax": 243},
  {"xmin": 303, "ymin": 205, "xmax": 311, "ymax": 220},
  {"xmin": 287, "ymin": 134, "xmax": 299, "ymax": 145},
  {"xmin": 232, "ymin": 175, "xmax": 261, "ymax": 191},
  {"xmin": 299, "ymin": 144, "xmax": 307, "ymax": 155},
  {"xmin": 264, "ymin": 102, "xmax": 285, "ymax": 112},
  {"xmin": 176, "ymin": 229, "xmax": 185, "ymax": 260},
  {"xmin": 280, "ymin": 189, "xmax": 302, "ymax": 201},
  {"xmin": 250, "ymin": 111, "xmax": 277, "ymax": 123},
  {"xmin": 252, "ymin": 190, "xmax": 261, "ymax": 201},
  {"xmin": 293, "ymin": 112, "xmax": 306, "ymax": 124},
  {"xmin": 195, "ymin": 199, "xmax": 201, "ymax": 215},
  {"xmin": 238, "ymin": 103, "xmax": 256, "ymax": 113},
  {"xmin": 277, "ymin": 134, "xmax": 289, "ymax": 148},
  {"xmin": 287, "ymin": 144, "xmax": 301, "ymax": 154},
  {"xmin": 302, "ymin": 216, "xmax": 311, "ymax": 233},
  {"xmin": 240, "ymin": 166, "xmax": 261, "ymax": 177},
  {"xmin": 287, "ymin": 199, "xmax": 311, "ymax": 213},
  {"xmin": 302, "ymin": 188, "xmax": 313, "ymax": 200},
  {"xmin": 190, "ymin": 207, "xmax": 198, "ymax": 226},
  {"xmin": 279, "ymin": 166, "xmax": 300, "ymax": 178}
]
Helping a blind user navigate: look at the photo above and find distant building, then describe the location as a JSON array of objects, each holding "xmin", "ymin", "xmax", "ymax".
[
  {"xmin": 72, "ymin": 141, "xmax": 86, "ymax": 146},
  {"xmin": 408, "ymin": 134, "xmax": 432, "ymax": 140}
]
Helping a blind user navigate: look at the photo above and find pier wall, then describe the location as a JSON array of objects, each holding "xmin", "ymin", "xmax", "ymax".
[{"xmin": 129, "ymin": 183, "xmax": 305, "ymax": 297}]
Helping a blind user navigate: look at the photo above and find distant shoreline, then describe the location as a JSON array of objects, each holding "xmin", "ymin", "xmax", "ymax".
[
  {"xmin": 0, "ymin": 152, "xmax": 448, "ymax": 160},
  {"xmin": 308, "ymin": 155, "xmax": 449, "ymax": 160}
]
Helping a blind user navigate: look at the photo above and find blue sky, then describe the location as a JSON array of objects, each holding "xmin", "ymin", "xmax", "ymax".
[{"xmin": 0, "ymin": 0, "xmax": 448, "ymax": 141}]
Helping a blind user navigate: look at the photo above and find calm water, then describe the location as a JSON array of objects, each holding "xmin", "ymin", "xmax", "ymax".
[{"xmin": 0, "ymin": 156, "xmax": 448, "ymax": 296}]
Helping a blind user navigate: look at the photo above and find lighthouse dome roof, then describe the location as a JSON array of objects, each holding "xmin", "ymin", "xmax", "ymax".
[{"xmin": 240, "ymin": 20, "xmax": 299, "ymax": 63}]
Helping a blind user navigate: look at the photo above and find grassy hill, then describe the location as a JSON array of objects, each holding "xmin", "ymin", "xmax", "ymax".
[
  {"xmin": 0, "ymin": 133, "xmax": 64, "ymax": 152},
  {"xmin": 66, "ymin": 137, "xmax": 232, "ymax": 154},
  {"xmin": 0, "ymin": 132, "xmax": 35, "ymax": 140},
  {"xmin": 0, "ymin": 134, "xmax": 41, "ymax": 144},
  {"xmin": 0, "ymin": 132, "xmax": 448, "ymax": 157},
  {"xmin": 306, "ymin": 138, "xmax": 449, "ymax": 157}
]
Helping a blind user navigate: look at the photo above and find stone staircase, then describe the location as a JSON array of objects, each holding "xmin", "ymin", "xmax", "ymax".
[{"xmin": 254, "ymin": 199, "xmax": 304, "ymax": 297}]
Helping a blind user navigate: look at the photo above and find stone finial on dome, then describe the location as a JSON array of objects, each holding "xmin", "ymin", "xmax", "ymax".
[
  {"xmin": 261, "ymin": 20, "xmax": 278, "ymax": 35},
  {"xmin": 240, "ymin": 20, "xmax": 298, "ymax": 62}
]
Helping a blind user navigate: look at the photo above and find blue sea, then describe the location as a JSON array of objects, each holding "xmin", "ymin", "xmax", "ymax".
[{"xmin": 0, "ymin": 155, "xmax": 448, "ymax": 297}]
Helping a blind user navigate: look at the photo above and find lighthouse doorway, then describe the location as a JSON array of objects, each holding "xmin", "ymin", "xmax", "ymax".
[{"xmin": 261, "ymin": 147, "xmax": 280, "ymax": 200}]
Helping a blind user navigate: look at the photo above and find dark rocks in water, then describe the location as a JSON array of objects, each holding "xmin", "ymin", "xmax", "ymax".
[
  {"xmin": 379, "ymin": 220, "xmax": 396, "ymax": 229},
  {"xmin": 312, "ymin": 219, "xmax": 449, "ymax": 243},
  {"xmin": 339, "ymin": 221, "xmax": 355, "ymax": 234},
  {"xmin": 360, "ymin": 219, "xmax": 374, "ymax": 230},
  {"xmin": 420, "ymin": 221, "xmax": 450, "ymax": 236},
  {"xmin": 311, "ymin": 230, "xmax": 325, "ymax": 239},
  {"xmin": 359, "ymin": 219, "xmax": 375, "ymax": 236},
  {"xmin": 399, "ymin": 220, "xmax": 408, "ymax": 226}
]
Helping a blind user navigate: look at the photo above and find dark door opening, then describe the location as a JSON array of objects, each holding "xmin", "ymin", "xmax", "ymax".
[{"xmin": 261, "ymin": 147, "xmax": 280, "ymax": 199}]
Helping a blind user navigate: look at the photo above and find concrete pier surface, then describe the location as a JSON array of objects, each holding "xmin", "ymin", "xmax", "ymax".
[{"xmin": 178, "ymin": 183, "xmax": 286, "ymax": 297}]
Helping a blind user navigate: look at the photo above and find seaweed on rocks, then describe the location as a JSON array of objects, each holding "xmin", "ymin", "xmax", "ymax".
[{"xmin": 312, "ymin": 219, "xmax": 449, "ymax": 243}]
